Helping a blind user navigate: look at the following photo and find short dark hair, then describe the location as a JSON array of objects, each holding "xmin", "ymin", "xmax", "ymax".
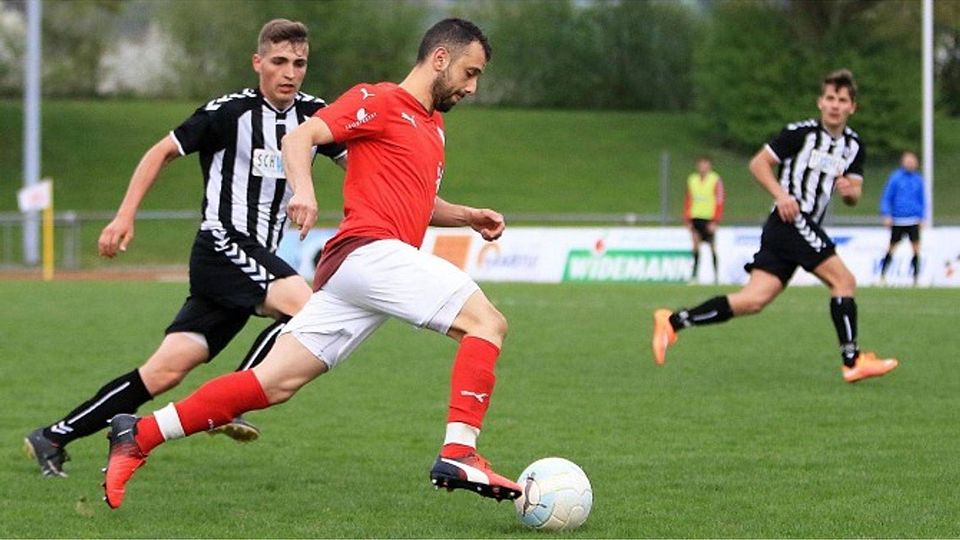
[
  {"xmin": 416, "ymin": 18, "xmax": 491, "ymax": 65},
  {"xmin": 258, "ymin": 19, "xmax": 308, "ymax": 54},
  {"xmin": 822, "ymin": 69, "xmax": 857, "ymax": 101}
]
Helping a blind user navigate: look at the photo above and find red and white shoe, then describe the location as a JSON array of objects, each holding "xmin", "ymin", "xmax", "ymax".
[
  {"xmin": 430, "ymin": 453, "xmax": 522, "ymax": 501},
  {"xmin": 102, "ymin": 414, "xmax": 147, "ymax": 509}
]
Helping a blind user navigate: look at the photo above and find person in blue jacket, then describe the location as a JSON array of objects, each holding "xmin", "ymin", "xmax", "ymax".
[{"xmin": 879, "ymin": 151, "xmax": 925, "ymax": 285}]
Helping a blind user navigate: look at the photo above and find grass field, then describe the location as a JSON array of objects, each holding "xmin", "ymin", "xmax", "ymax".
[{"xmin": 3, "ymin": 280, "xmax": 959, "ymax": 538}]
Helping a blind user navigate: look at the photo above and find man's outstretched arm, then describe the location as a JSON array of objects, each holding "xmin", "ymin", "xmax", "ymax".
[
  {"xmin": 99, "ymin": 136, "xmax": 181, "ymax": 257},
  {"xmin": 431, "ymin": 197, "xmax": 505, "ymax": 241},
  {"xmin": 281, "ymin": 117, "xmax": 337, "ymax": 240}
]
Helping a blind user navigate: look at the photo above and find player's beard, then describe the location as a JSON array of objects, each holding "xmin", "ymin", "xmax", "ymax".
[{"xmin": 432, "ymin": 69, "xmax": 463, "ymax": 113}]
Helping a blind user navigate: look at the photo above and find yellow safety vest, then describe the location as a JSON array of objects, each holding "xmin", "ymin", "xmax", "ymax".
[{"xmin": 687, "ymin": 172, "xmax": 720, "ymax": 220}]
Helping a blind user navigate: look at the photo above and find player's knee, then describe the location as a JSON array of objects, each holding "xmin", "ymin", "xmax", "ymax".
[
  {"xmin": 834, "ymin": 274, "xmax": 856, "ymax": 296},
  {"xmin": 471, "ymin": 297, "xmax": 508, "ymax": 339},
  {"xmin": 266, "ymin": 386, "xmax": 295, "ymax": 405},
  {"xmin": 139, "ymin": 365, "xmax": 189, "ymax": 394},
  {"xmin": 263, "ymin": 276, "xmax": 312, "ymax": 317},
  {"xmin": 738, "ymin": 300, "xmax": 763, "ymax": 315},
  {"xmin": 486, "ymin": 307, "xmax": 508, "ymax": 341},
  {"xmin": 734, "ymin": 294, "xmax": 770, "ymax": 316},
  {"xmin": 457, "ymin": 303, "xmax": 507, "ymax": 345},
  {"xmin": 262, "ymin": 375, "xmax": 310, "ymax": 405},
  {"xmin": 288, "ymin": 280, "xmax": 312, "ymax": 312}
]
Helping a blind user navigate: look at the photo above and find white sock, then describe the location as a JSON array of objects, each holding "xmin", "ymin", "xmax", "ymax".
[
  {"xmin": 154, "ymin": 402, "xmax": 186, "ymax": 441},
  {"xmin": 443, "ymin": 421, "xmax": 479, "ymax": 449}
]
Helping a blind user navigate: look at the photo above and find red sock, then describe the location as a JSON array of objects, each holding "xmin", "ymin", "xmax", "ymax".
[
  {"xmin": 134, "ymin": 416, "xmax": 163, "ymax": 454},
  {"xmin": 135, "ymin": 371, "xmax": 270, "ymax": 454},
  {"xmin": 446, "ymin": 336, "xmax": 500, "ymax": 429},
  {"xmin": 441, "ymin": 443, "xmax": 476, "ymax": 459}
]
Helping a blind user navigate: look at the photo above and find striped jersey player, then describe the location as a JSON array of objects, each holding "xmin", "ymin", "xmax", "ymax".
[
  {"xmin": 651, "ymin": 69, "xmax": 899, "ymax": 384},
  {"xmin": 24, "ymin": 19, "xmax": 344, "ymax": 478}
]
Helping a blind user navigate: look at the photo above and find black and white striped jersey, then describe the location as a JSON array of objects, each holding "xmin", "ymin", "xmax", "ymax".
[
  {"xmin": 171, "ymin": 88, "xmax": 345, "ymax": 251},
  {"xmin": 764, "ymin": 119, "xmax": 865, "ymax": 224}
]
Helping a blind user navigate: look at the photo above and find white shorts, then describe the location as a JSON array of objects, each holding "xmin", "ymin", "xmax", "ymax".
[{"xmin": 282, "ymin": 239, "xmax": 479, "ymax": 369}]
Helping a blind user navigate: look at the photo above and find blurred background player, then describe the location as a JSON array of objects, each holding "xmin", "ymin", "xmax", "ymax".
[
  {"xmin": 879, "ymin": 151, "xmax": 925, "ymax": 286},
  {"xmin": 23, "ymin": 19, "xmax": 345, "ymax": 477},
  {"xmin": 651, "ymin": 69, "xmax": 898, "ymax": 384},
  {"xmin": 684, "ymin": 155, "xmax": 724, "ymax": 284},
  {"xmin": 102, "ymin": 18, "xmax": 523, "ymax": 509}
]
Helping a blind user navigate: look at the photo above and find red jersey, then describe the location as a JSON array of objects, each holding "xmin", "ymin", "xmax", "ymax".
[{"xmin": 315, "ymin": 82, "xmax": 446, "ymax": 250}]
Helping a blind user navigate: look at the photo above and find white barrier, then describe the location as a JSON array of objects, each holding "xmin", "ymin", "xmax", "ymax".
[{"xmin": 278, "ymin": 226, "xmax": 960, "ymax": 287}]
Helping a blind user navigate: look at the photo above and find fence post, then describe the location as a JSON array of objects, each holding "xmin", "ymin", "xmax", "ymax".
[
  {"xmin": 62, "ymin": 211, "xmax": 79, "ymax": 269},
  {"xmin": 2, "ymin": 221, "xmax": 12, "ymax": 266}
]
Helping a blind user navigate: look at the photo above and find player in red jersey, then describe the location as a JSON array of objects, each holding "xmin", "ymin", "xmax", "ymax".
[{"xmin": 102, "ymin": 18, "xmax": 522, "ymax": 509}]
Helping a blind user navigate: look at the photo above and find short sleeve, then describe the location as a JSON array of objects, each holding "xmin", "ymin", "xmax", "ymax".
[
  {"xmin": 316, "ymin": 141, "xmax": 347, "ymax": 160},
  {"xmin": 766, "ymin": 125, "xmax": 807, "ymax": 163},
  {"xmin": 846, "ymin": 140, "xmax": 865, "ymax": 179},
  {"xmin": 313, "ymin": 84, "xmax": 388, "ymax": 143},
  {"xmin": 171, "ymin": 107, "xmax": 216, "ymax": 156}
]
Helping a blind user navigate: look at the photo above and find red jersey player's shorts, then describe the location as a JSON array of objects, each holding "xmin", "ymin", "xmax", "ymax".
[{"xmin": 281, "ymin": 239, "xmax": 479, "ymax": 368}]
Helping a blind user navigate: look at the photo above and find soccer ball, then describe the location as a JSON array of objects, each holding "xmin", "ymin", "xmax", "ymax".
[{"xmin": 514, "ymin": 457, "xmax": 593, "ymax": 531}]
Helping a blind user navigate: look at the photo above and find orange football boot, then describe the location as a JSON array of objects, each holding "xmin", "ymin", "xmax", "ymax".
[
  {"xmin": 652, "ymin": 309, "xmax": 677, "ymax": 366},
  {"xmin": 842, "ymin": 351, "xmax": 899, "ymax": 383}
]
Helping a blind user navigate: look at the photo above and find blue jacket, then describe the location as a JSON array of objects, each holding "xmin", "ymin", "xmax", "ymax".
[{"xmin": 879, "ymin": 168, "xmax": 925, "ymax": 224}]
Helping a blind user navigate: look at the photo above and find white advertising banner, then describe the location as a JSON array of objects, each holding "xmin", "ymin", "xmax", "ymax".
[
  {"xmin": 279, "ymin": 226, "xmax": 960, "ymax": 287},
  {"xmin": 421, "ymin": 227, "xmax": 696, "ymax": 283}
]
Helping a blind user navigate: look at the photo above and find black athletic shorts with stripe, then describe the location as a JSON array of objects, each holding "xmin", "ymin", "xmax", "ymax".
[
  {"xmin": 744, "ymin": 212, "xmax": 836, "ymax": 286},
  {"xmin": 166, "ymin": 229, "xmax": 298, "ymax": 360}
]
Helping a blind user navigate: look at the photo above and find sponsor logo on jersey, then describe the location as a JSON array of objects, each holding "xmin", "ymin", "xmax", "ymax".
[
  {"xmin": 345, "ymin": 108, "xmax": 377, "ymax": 130},
  {"xmin": 401, "ymin": 112, "xmax": 417, "ymax": 127},
  {"xmin": 252, "ymin": 149, "xmax": 285, "ymax": 179},
  {"xmin": 807, "ymin": 149, "xmax": 844, "ymax": 175}
]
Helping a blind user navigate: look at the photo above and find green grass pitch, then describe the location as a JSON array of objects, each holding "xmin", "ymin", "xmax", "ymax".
[{"xmin": 2, "ymin": 281, "xmax": 959, "ymax": 537}]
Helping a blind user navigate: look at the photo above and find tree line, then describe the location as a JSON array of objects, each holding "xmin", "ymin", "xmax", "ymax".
[{"xmin": 2, "ymin": 0, "xmax": 958, "ymax": 157}]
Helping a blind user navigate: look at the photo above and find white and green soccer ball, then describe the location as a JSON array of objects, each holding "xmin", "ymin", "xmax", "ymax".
[{"xmin": 514, "ymin": 457, "xmax": 593, "ymax": 531}]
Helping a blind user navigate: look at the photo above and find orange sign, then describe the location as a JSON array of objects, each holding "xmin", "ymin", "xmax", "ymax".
[{"xmin": 432, "ymin": 235, "xmax": 473, "ymax": 269}]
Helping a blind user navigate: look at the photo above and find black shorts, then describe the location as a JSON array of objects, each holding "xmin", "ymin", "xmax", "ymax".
[
  {"xmin": 690, "ymin": 218, "xmax": 715, "ymax": 243},
  {"xmin": 744, "ymin": 213, "xmax": 836, "ymax": 286},
  {"xmin": 165, "ymin": 229, "xmax": 298, "ymax": 360},
  {"xmin": 890, "ymin": 224, "xmax": 920, "ymax": 244}
]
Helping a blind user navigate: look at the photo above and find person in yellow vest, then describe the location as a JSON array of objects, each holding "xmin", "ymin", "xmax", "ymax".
[{"xmin": 683, "ymin": 156, "xmax": 725, "ymax": 283}]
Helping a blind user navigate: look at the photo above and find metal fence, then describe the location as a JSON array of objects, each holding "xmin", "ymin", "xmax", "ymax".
[
  {"xmin": 0, "ymin": 209, "xmax": 905, "ymax": 270},
  {"xmin": 0, "ymin": 210, "xmax": 196, "ymax": 269}
]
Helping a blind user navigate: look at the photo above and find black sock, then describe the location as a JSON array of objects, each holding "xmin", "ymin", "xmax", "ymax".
[
  {"xmin": 42, "ymin": 368, "xmax": 152, "ymax": 446},
  {"xmin": 911, "ymin": 255, "xmax": 919, "ymax": 279},
  {"xmin": 829, "ymin": 297, "xmax": 859, "ymax": 367},
  {"xmin": 669, "ymin": 296, "xmax": 733, "ymax": 331},
  {"xmin": 711, "ymin": 250, "xmax": 719, "ymax": 280},
  {"xmin": 880, "ymin": 253, "xmax": 892, "ymax": 276},
  {"xmin": 691, "ymin": 250, "xmax": 700, "ymax": 279},
  {"xmin": 234, "ymin": 316, "xmax": 290, "ymax": 371}
]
